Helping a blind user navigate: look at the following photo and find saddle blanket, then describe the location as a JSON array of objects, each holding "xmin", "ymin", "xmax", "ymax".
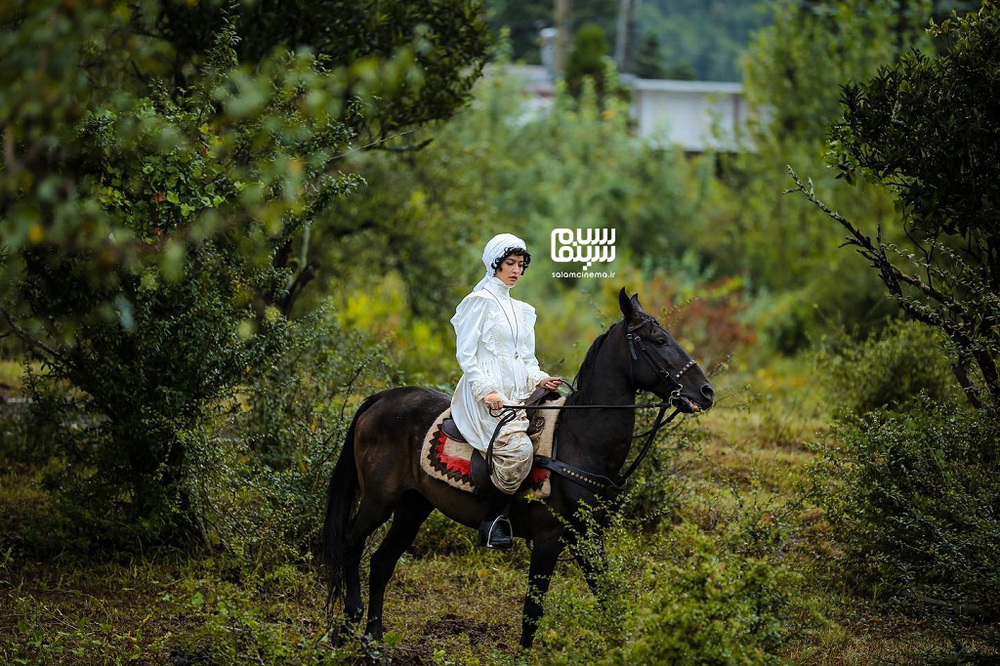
[{"xmin": 419, "ymin": 398, "xmax": 565, "ymax": 500}]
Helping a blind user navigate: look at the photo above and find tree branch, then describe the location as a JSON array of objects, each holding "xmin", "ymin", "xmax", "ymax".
[
  {"xmin": 788, "ymin": 168, "xmax": 956, "ymax": 307},
  {"xmin": 788, "ymin": 166, "xmax": 1000, "ymax": 407},
  {"xmin": 281, "ymin": 261, "xmax": 318, "ymax": 317},
  {"xmin": 0, "ymin": 306, "xmax": 66, "ymax": 366},
  {"xmin": 2, "ymin": 125, "xmax": 21, "ymax": 173}
]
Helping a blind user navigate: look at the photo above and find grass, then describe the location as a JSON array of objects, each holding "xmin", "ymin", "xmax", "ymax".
[
  {"xmin": 0, "ymin": 359, "xmax": 26, "ymax": 393},
  {"xmin": 0, "ymin": 358, "xmax": 45, "ymax": 397},
  {"xmin": 1, "ymin": 357, "xmax": 996, "ymax": 664}
]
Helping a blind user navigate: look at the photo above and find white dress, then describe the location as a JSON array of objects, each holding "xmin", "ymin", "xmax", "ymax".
[{"xmin": 450, "ymin": 277, "xmax": 549, "ymax": 456}]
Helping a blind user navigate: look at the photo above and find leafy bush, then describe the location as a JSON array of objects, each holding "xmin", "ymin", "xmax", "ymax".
[
  {"xmin": 536, "ymin": 499, "xmax": 804, "ymax": 665},
  {"xmin": 815, "ymin": 398, "xmax": 1000, "ymax": 656},
  {"xmin": 189, "ymin": 307, "xmax": 401, "ymax": 571},
  {"xmin": 817, "ymin": 318, "xmax": 957, "ymax": 415},
  {"xmin": 613, "ymin": 526, "xmax": 796, "ymax": 665},
  {"xmin": 241, "ymin": 304, "xmax": 399, "ymax": 470},
  {"xmin": 639, "ymin": 270, "xmax": 757, "ymax": 371},
  {"xmin": 10, "ymin": 302, "xmax": 400, "ymax": 564},
  {"xmin": 16, "ymin": 246, "xmax": 285, "ymax": 549}
]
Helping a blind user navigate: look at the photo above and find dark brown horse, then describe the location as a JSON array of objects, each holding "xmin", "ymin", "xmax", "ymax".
[{"xmin": 323, "ymin": 289, "xmax": 714, "ymax": 650}]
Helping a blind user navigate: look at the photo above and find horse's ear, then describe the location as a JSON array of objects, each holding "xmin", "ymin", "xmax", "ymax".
[
  {"xmin": 630, "ymin": 293, "xmax": 644, "ymax": 313},
  {"xmin": 619, "ymin": 288, "xmax": 640, "ymax": 322}
]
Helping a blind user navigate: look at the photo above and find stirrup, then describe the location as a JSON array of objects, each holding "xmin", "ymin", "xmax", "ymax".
[{"xmin": 479, "ymin": 514, "xmax": 513, "ymax": 549}]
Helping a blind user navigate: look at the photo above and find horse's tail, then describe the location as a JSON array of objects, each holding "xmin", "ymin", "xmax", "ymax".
[{"xmin": 323, "ymin": 392, "xmax": 383, "ymax": 609}]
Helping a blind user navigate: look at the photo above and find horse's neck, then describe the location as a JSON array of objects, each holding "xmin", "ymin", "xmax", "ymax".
[{"xmin": 560, "ymin": 344, "xmax": 637, "ymax": 475}]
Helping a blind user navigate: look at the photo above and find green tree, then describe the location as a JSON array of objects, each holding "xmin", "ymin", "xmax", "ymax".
[
  {"xmin": 799, "ymin": 9, "xmax": 1000, "ymax": 656},
  {"xmin": 0, "ymin": 0, "xmax": 489, "ymax": 542},
  {"xmin": 634, "ymin": 33, "xmax": 665, "ymax": 79},
  {"xmin": 794, "ymin": 4, "xmax": 1000, "ymax": 408},
  {"xmin": 702, "ymin": 0, "xmax": 940, "ymax": 352},
  {"xmin": 310, "ymin": 58, "xmax": 706, "ymax": 376},
  {"xmin": 483, "ymin": 0, "xmax": 617, "ymax": 64},
  {"xmin": 565, "ymin": 23, "xmax": 611, "ymax": 98},
  {"xmin": 745, "ymin": 0, "xmax": 924, "ymax": 148}
]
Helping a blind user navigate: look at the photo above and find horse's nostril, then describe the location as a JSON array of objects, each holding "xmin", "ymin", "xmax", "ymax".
[{"xmin": 701, "ymin": 384, "xmax": 715, "ymax": 404}]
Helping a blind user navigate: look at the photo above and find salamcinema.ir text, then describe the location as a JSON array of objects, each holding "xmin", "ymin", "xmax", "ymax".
[{"xmin": 551, "ymin": 271, "xmax": 616, "ymax": 279}]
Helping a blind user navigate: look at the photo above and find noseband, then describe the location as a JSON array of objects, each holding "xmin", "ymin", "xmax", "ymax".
[{"xmin": 625, "ymin": 316, "xmax": 699, "ymax": 406}]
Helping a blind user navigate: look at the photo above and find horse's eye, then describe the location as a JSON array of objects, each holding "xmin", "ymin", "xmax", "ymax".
[{"xmin": 655, "ymin": 338, "xmax": 668, "ymax": 346}]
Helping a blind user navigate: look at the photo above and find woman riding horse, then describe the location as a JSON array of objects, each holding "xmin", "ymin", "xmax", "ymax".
[
  {"xmin": 323, "ymin": 283, "xmax": 715, "ymax": 651},
  {"xmin": 450, "ymin": 233, "xmax": 562, "ymax": 548}
]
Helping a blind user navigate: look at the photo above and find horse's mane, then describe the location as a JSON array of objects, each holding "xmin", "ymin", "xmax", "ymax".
[{"xmin": 565, "ymin": 321, "xmax": 619, "ymax": 406}]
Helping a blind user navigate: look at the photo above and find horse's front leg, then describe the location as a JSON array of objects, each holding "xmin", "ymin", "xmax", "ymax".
[{"xmin": 519, "ymin": 531, "xmax": 564, "ymax": 650}]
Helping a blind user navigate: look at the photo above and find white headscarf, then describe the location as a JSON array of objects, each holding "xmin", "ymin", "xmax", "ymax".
[{"xmin": 472, "ymin": 233, "xmax": 528, "ymax": 292}]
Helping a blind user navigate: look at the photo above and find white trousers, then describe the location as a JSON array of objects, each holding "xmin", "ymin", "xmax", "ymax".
[{"xmin": 489, "ymin": 420, "xmax": 534, "ymax": 494}]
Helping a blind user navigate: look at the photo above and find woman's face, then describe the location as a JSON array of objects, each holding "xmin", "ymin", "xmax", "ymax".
[{"xmin": 494, "ymin": 254, "xmax": 526, "ymax": 286}]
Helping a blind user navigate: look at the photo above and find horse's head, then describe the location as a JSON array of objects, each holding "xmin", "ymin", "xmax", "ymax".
[{"xmin": 618, "ymin": 288, "xmax": 714, "ymax": 413}]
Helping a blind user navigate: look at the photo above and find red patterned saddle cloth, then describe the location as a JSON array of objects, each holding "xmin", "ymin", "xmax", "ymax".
[{"xmin": 419, "ymin": 398, "xmax": 564, "ymax": 500}]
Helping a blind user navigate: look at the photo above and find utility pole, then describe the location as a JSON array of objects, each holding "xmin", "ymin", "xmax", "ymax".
[
  {"xmin": 554, "ymin": 0, "xmax": 572, "ymax": 77},
  {"xmin": 615, "ymin": 0, "xmax": 640, "ymax": 75}
]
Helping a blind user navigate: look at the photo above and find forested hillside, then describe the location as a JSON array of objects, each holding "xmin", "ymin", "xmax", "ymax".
[
  {"xmin": 486, "ymin": 0, "xmax": 980, "ymax": 81},
  {"xmin": 484, "ymin": 0, "xmax": 768, "ymax": 80}
]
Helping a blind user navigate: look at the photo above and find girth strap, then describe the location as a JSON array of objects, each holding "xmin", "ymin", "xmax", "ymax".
[
  {"xmin": 534, "ymin": 403, "xmax": 676, "ymax": 499},
  {"xmin": 532, "ymin": 455, "xmax": 624, "ymax": 496}
]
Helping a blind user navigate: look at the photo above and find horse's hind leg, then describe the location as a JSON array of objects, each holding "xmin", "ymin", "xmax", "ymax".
[
  {"xmin": 343, "ymin": 497, "xmax": 394, "ymax": 630},
  {"xmin": 365, "ymin": 491, "xmax": 434, "ymax": 639}
]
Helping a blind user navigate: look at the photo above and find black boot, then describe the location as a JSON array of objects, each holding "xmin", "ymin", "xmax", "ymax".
[{"xmin": 479, "ymin": 494, "xmax": 513, "ymax": 549}]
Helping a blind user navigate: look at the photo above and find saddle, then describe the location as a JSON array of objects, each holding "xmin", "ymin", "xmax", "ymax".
[
  {"xmin": 420, "ymin": 392, "xmax": 564, "ymax": 500},
  {"xmin": 440, "ymin": 387, "xmax": 559, "ymax": 443}
]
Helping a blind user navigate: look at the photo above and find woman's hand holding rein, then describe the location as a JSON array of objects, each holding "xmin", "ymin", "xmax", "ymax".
[
  {"xmin": 538, "ymin": 376, "xmax": 562, "ymax": 391},
  {"xmin": 483, "ymin": 392, "xmax": 504, "ymax": 411},
  {"xmin": 483, "ymin": 376, "xmax": 562, "ymax": 411}
]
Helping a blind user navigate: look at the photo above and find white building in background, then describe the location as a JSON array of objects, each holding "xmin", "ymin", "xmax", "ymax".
[
  {"xmin": 503, "ymin": 65, "xmax": 751, "ymax": 154},
  {"xmin": 629, "ymin": 78, "xmax": 748, "ymax": 153}
]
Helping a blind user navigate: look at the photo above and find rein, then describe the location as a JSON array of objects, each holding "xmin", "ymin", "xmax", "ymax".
[
  {"xmin": 487, "ymin": 400, "xmax": 680, "ymax": 497},
  {"xmin": 485, "ymin": 316, "xmax": 699, "ymax": 498}
]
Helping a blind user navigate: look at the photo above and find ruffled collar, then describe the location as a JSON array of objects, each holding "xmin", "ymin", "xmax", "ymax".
[{"xmin": 480, "ymin": 276, "xmax": 514, "ymax": 299}]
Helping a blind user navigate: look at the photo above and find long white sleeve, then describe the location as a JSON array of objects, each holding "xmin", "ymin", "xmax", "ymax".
[
  {"xmin": 518, "ymin": 302, "xmax": 549, "ymax": 390},
  {"xmin": 451, "ymin": 295, "xmax": 500, "ymax": 400}
]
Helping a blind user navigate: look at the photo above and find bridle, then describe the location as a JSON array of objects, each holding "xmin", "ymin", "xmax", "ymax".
[
  {"xmin": 488, "ymin": 317, "xmax": 703, "ymax": 499},
  {"xmin": 625, "ymin": 315, "xmax": 700, "ymax": 409}
]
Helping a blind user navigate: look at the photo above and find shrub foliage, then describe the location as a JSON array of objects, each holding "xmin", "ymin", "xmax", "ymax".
[
  {"xmin": 0, "ymin": 0, "xmax": 489, "ymax": 545},
  {"xmin": 797, "ymin": 3, "xmax": 1000, "ymax": 408},
  {"xmin": 817, "ymin": 399, "xmax": 1000, "ymax": 653},
  {"xmin": 818, "ymin": 318, "xmax": 956, "ymax": 415}
]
